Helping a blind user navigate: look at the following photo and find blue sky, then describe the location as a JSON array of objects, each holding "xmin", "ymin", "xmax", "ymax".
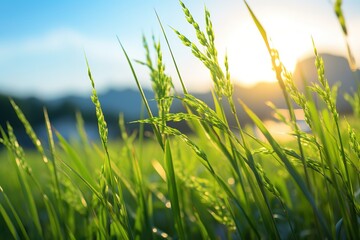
[{"xmin": 1, "ymin": 0, "xmax": 359, "ymax": 99}]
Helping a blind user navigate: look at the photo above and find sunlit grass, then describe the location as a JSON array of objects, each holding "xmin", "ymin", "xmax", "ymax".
[{"xmin": 0, "ymin": 0, "xmax": 359, "ymax": 239}]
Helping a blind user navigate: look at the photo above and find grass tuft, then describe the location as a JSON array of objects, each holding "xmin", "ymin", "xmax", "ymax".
[{"xmin": 0, "ymin": 1, "xmax": 359, "ymax": 239}]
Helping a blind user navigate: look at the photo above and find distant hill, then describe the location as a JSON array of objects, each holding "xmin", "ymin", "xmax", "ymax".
[
  {"xmin": 293, "ymin": 53, "xmax": 359, "ymax": 112},
  {"xmin": 47, "ymin": 88, "xmax": 157, "ymax": 118},
  {"xmin": 1, "ymin": 53, "xmax": 359, "ymax": 145},
  {"xmin": 233, "ymin": 54, "xmax": 359, "ymax": 117}
]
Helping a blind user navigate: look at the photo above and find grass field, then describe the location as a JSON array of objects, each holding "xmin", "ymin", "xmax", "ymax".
[{"xmin": 1, "ymin": 1, "xmax": 360, "ymax": 239}]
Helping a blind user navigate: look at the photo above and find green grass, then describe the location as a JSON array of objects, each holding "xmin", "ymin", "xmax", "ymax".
[{"xmin": 1, "ymin": 1, "xmax": 360, "ymax": 239}]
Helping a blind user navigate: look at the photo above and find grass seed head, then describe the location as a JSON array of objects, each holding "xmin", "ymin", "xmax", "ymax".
[
  {"xmin": 312, "ymin": 40, "xmax": 339, "ymax": 120},
  {"xmin": 140, "ymin": 35, "xmax": 173, "ymax": 117},
  {"xmin": 334, "ymin": 0, "xmax": 347, "ymax": 35},
  {"xmin": 348, "ymin": 125, "xmax": 360, "ymax": 160},
  {"xmin": 87, "ymin": 60, "xmax": 108, "ymax": 145}
]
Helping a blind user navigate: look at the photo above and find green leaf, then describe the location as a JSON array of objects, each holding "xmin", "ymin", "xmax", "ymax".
[
  {"xmin": 164, "ymin": 139, "xmax": 186, "ymax": 239},
  {"xmin": 0, "ymin": 188, "xmax": 30, "ymax": 240},
  {"xmin": 244, "ymin": 1, "xmax": 271, "ymax": 54},
  {"xmin": 239, "ymin": 99, "xmax": 331, "ymax": 238},
  {"xmin": 334, "ymin": 0, "xmax": 347, "ymax": 35}
]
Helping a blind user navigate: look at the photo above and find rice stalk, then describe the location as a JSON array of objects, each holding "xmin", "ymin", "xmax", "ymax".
[
  {"xmin": 240, "ymin": 99, "xmax": 331, "ymax": 237},
  {"xmin": 175, "ymin": 0, "xmax": 233, "ymax": 100},
  {"xmin": 117, "ymin": 38, "xmax": 164, "ymax": 149},
  {"xmin": 86, "ymin": 57, "xmax": 133, "ymax": 239},
  {"xmin": 119, "ymin": 115, "xmax": 153, "ymax": 240},
  {"xmin": 9, "ymin": 100, "xmax": 48, "ymax": 164},
  {"xmin": 155, "ymin": 11, "xmax": 187, "ymax": 95},
  {"xmin": 309, "ymin": 40, "xmax": 359, "ymax": 238},
  {"xmin": 3, "ymin": 123, "xmax": 44, "ymax": 239},
  {"xmin": 0, "ymin": 186, "xmax": 30, "ymax": 240}
]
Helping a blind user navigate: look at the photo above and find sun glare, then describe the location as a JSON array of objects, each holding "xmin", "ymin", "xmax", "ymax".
[
  {"xmin": 224, "ymin": 29, "xmax": 307, "ymax": 87},
  {"xmin": 217, "ymin": 12, "xmax": 312, "ymax": 87}
]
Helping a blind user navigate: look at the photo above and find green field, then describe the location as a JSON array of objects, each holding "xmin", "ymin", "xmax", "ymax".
[{"xmin": 1, "ymin": 1, "xmax": 359, "ymax": 239}]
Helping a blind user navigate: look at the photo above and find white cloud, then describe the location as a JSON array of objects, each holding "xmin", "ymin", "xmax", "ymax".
[{"xmin": 0, "ymin": 29, "xmax": 124, "ymax": 61}]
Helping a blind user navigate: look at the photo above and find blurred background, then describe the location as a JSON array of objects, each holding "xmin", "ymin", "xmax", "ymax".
[{"xmin": 1, "ymin": 0, "xmax": 359, "ymax": 143}]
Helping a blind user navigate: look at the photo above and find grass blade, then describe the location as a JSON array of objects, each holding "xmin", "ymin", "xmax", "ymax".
[
  {"xmin": 56, "ymin": 132, "xmax": 97, "ymax": 188},
  {"xmin": 117, "ymin": 38, "xmax": 164, "ymax": 149},
  {"xmin": 0, "ymin": 201, "xmax": 19, "ymax": 240},
  {"xmin": 155, "ymin": 10, "xmax": 187, "ymax": 95},
  {"xmin": 164, "ymin": 139, "xmax": 186, "ymax": 239},
  {"xmin": 5, "ymin": 123, "xmax": 44, "ymax": 239},
  {"xmin": 0, "ymin": 187, "xmax": 30, "ymax": 240},
  {"xmin": 10, "ymin": 99, "xmax": 48, "ymax": 164},
  {"xmin": 239, "ymin": 99, "xmax": 331, "ymax": 238},
  {"xmin": 119, "ymin": 115, "xmax": 153, "ymax": 240},
  {"xmin": 243, "ymin": 1, "xmax": 270, "ymax": 53}
]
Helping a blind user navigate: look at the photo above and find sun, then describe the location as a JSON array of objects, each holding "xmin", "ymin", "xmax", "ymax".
[{"xmin": 217, "ymin": 17, "xmax": 309, "ymax": 87}]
